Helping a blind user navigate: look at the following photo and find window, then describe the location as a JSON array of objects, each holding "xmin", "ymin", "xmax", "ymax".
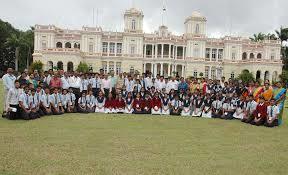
[
  {"xmin": 193, "ymin": 71, "xmax": 198, "ymax": 78},
  {"xmin": 132, "ymin": 19, "xmax": 136, "ymax": 30},
  {"xmin": 117, "ymin": 43, "xmax": 122, "ymax": 54},
  {"xmin": 257, "ymin": 53, "xmax": 262, "ymax": 59},
  {"xmin": 102, "ymin": 42, "xmax": 108, "ymax": 53},
  {"xmin": 270, "ymin": 50, "xmax": 275, "ymax": 60},
  {"xmin": 218, "ymin": 49, "xmax": 223, "ymax": 61},
  {"xmin": 56, "ymin": 42, "xmax": 62, "ymax": 48},
  {"xmin": 212, "ymin": 49, "xmax": 217, "ymax": 61},
  {"xmin": 193, "ymin": 47, "xmax": 200, "ymax": 58},
  {"xmin": 205, "ymin": 66, "xmax": 210, "ymax": 78},
  {"xmin": 130, "ymin": 45, "xmax": 135, "ymax": 54},
  {"xmin": 231, "ymin": 72, "xmax": 235, "ymax": 79},
  {"xmin": 102, "ymin": 61, "xmax": 108, "ymax": 74},
  {"xmin": 205, "ymin": 48, "xmax": 211, "ymax": 59},
  {"xmin": 250, "ymin": 53, "xmax": 254, "ymax": 59},
  {"xmin": 242, "ymin": 52, "xmax": 247, "ymax": 60},
  {"xmin": 110, "ymin": 43, "xmax": 115, "ymax": 53},
  {"xmin": 211, "ymin": 67, "xmax": 216, "ymax": 80},
  {"xmin": 89, "ymin": 43, "xmax": 94, "ymax": 53},
  {"xmin": 65, "ymin": 42, "xmax": 71, "ymax": 48},
  {"xmin": 232, "ymin": 52, "xmax": 236, "ymax": 60},
  {"xmin": 195, "ymin": 24, "xmax": 200, "ymax": 34},
  {"xmin": 116, "ymin": 62, "xmax": 121, "ymax": 75},
  {"xmin": 130, "ymin": 66, "xmax": 135, "ymax": 74},
  {"xmin": 41, "ymin": 41, "xmax": 47, "ymax": 49},
  {"xmin": 109, "ymin": 62, "xmax": 114, "ymax": 72}
]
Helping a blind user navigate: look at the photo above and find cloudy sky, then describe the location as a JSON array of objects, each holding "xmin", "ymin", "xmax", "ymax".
[{"xmin": 0, "ymin": 0, "xmax": 287, "ymax": 38}]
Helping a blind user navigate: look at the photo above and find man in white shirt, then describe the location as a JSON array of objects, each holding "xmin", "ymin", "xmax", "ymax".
[
  {"xmin": 68, "ymin": 72, "xmax": 81, "ymax": 102},
  {"xmin": 4, "ymin": 80, "xmax": 20, "ymax": 119},
  {"xmin": 166, "ymin": 77, "xmax": 179, "ymax": 93},
  {"xmin": 156, "ymin": 76, "xmax": 166, "ymax": 91},
  {"xmin": 90, "ymin": 73, "xmax": 101, "ymax": 97},
  {"xmin": 61, "ymin": 72, "xmax": 70, "ymax": 90},
  {"xmin": 242, "ymin": 95, "xmax": 258, "ymax": 123},
  {"xmin": 144, "ymin": 73, "xmax": 153, "ymax": 90},
  {"xmin": 40, "ymin": 87, "xmax": 53, "ymax": 115},
  {"xmin": 19, "ymin": 86, "xmax": 39, "ymax": 120},
  {"xmin": 125, "ymin": 76, "xmax": 134, "ymax": 92},
  {"xmin": 2, "ymin": 68, "xmax": 16, "ymax": 113},
  {"xmin": 265, "ymin": 98, "xmax": 279, "ymax": 127},
  {"xmin": 101, "ymin": 75, "xmax": 111, "ymax": 98}
]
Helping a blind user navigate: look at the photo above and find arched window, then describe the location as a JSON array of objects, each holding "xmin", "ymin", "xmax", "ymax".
[
  {"xmin": 272, "ymin": 71, "xmax": 278, "ymax": 82},
  {"xmin": 242, "ymin": 52, "xmax": 247, "ymax": 60},
  {"xmin": 56, "ymin": 42, "xmax": 62, "ymax": 48},
  {"xmin": 131, "ymin": 19, "xmax": 136, "ymax": 30},
  {"xmin": 130, "ymin": 66, "xmax": 135, "ymax": 74},
  {"xmin": 57, "ymin": 61, "xmax": 63, "ymax": 70},
  {"xmin": 264, "ymin": 71, "xmax": 270, "ymax": 80},
  {"xmin": 67, "ymin": 62, "xmax": 74, "ymax": 72},
  {"xmin": 250, "ymin": 53, "xmax": 254, "ymax": 59},
  {"xmin": 256, "ymin": 70, "xmax": 261, "ymax": 80},
  {"xmin": 74, "ymin": 43, "xmax": 78, "ymax": 49},
  {"xmin": 65, "ymin": 42, "xmax": 71, "ymax": 48},
  {"xmin": 257, "ymin": 53, "xmax": 262, "ymax": 59},
  {"xmin": 195, "ymin": 24, "xmax": 200, "ymax": 34}
]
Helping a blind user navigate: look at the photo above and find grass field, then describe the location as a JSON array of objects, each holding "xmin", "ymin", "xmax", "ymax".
[{"xmin": 0, "ymin": 83, "xmax": 287, "ymax": 175}]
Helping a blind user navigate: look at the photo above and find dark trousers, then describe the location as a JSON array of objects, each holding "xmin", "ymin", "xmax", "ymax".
[
  {"xmin": 6, "ymin": 104, "xmax": 20, "ymax": 120},
  {"xmin": 251, "ymin": 118, "xmax": 265, "ymax": 126},
  {"xmin": 104, "ymin": 89, "xmax": 110, "ymax": 98},
  {"xmin": 20, "ymin": 109, "xmax": 39, "ymax": 120},
  {"xmin": 264, "ymin": 119, "xmax": 279, "ymax": 127},
  {"xmin": 92, "ymin": 88, "xmax": 100, "ymax": 97},
  {"xmin": 72, "ymin": 88, "xmax": 80, "ymax": 105}
]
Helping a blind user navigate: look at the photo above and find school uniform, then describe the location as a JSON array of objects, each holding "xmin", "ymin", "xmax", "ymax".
[
  {"xmin": 5, "ymin": 87, "xmax": 21, "ymax": 120},
  {"xmin": 151, "ymin": 97, "xmax": 162, "ymax": 115},
  {"xmin": 161, "ymin": 98, "xmax": 170, "ymax": 115},
  {"xmin": 90, "ymin": 77, "xmax": 101, "ymax": 97},
  {"xmin": 80, "ymin": 79, "xmax": 89, "ymax": 93},
  {"xmin": 233, "ymin": 101, "xmax": 246, "ymax": 120},
  {"xmin": 104, "ymin": 98, "xmax": 115, "ymax": 113},
  {"xmin": 181, "ymin": 99, "xmax": 191, "ymax": 116},
  {"xmin": 30, "ymin": 94, "xmax": 42, "ymax": 118},
  {"xmin": 77, "ymin": 96, "xmax": 88, "ymax": 113},
  {"xmin": 61, "ymin": 94, "xmax": 69, "ymax": 110},
  {"xmin": 192, "ymin": 99, "xmax": 204, "ymax": 117},
  {"xmin": 95, "ymin": 97, "xmax": 105, "ymax": 113},
  {"xmin": 221, "ymin": 102, "xmax": 235, "ymax": 120},
  {"xmin": 202, "ymin": 98, "xmax": 213, "ymax": 118},
  {"xmin": 19, "ymin": 93, "xmax": 37, "ymax": 120},
  {"xmin": 121, "ymin": 90, "xmax": 128, "ymax": 99},
  {"xmin": 125, "ymin": 97, "xmax": 134, "ymax": 114},
  {"xmin": 170, "ymin": 99, "xmax": 182, "ymax": 116},
  {"xmin": 141, "ymin": 98, "xmax": 152, "ymax": 114},
  {"xmin": 67, "ymin": 92, "xmax": 77, "ymax": 112},
  {"xmin": 251, "ymin": 103, "xmax": 267, "ymax": 126},
  {"xmin": 242, "ymin": 100, "xmax": 258, "ymax": 123},
  {"xmin": 212, "ymin": 100, "xmax": 223, "ymax": 118},
  {"xmin": 133, "ymin": 98, "xmax": 143, "ymax": 114},
  {"xmin": 264, "ymin": 105, "xmax": 279, "ymax": 127},
  {"xmin": 86, "ymin": 95, "xmax": 96, "ymax": 113},
  {"xmin": 50, "ymin": 93, "xmax": 64, "ymax": 115},
  {"xmin": 115, "ymin": 98, "xmax": 125, "ymax": 113},
  {"xmin": 40, "ymin": 94, "xmax": 53, "ymax": 115}
]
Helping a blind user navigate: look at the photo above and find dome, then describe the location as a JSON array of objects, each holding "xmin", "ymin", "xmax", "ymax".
[{"xmin": 191, "ymin": 11, "xmax": 202, "ymax": 17}]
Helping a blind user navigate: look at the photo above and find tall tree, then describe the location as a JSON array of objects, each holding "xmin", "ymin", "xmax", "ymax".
[{"xmin": 249, "ymin": 32, "xmax": 265, "ymax": 42}]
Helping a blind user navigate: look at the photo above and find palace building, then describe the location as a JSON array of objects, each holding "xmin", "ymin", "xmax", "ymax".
[{"xmin": 33, "ymin": 7, "xmax": 283, "ymax": 82}]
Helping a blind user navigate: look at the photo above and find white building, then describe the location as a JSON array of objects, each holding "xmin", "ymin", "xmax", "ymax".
[{"xmin": 33, "ymin": 8, "xmax": 282, "ymax": 82}]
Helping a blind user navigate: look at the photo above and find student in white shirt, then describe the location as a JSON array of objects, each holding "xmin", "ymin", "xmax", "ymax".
[
  {"xmin": 144, "ymin": 74, "xmax": 153, "ymax": 90},
  {"xmin": 212, "ymin": 95, "xmax": 223, "ymax": 118},
  {"xmin": 86, "ymin": 90, "xmax": 96, "ymax": 113},
  {"xmin": 125, "ymin": 76, "xmax": 134, "ymax": 92},
  {"xmin": 50, "ymin": 88, "xmax": 64, "ymax": 115},
  {"xmin": 61, "ymin": 72, "xmax": 70, "ymax": 90},
  {"xmin": 29, "ymin": 89, "xmax": 41, "ymax": 118},
  {"xmin": 90, "ymin": 73, "xmax": 101, "ymax": 97},
  {"xmin": 80, "ymin": 74, "xmax": 89, "ymax": 93},
  {"xmin": 170, "ymin": 95, "xmax": 182, "ymax": 116},
  {"xmin": 4, "ymin": 80, "xmax": 20, "ymax": 119},
  {"xmin": 19, "ymin": 86, "xmax": 37, "ymax": 120},
  {"xmin": 40, "ymin": 88, "xmax": 53, "ymax": 115},
  {"xmin": 77, "ymin": 92, "xmax": 88, "ymax": 113},
  {"xmin": 2, "ymin": 68, "xmax": 16, "ymax": 113},
  {"xmin": 221, "ymin": 98, "xmax": 235, "ymax": 120},
  {"xmin": 242, "ymin": 95, "xmax": 258, "ymax": 123},
  {"xmin": 67, "ymin": 88, "xmax": 76, "ymax": 113},
  {"xmin": 264, "ymin": 98, "xmax": 279, "ymax": 127},
  {"xmin": 101, "ymin": 74, "xmax": 112, "ymax": 98}
]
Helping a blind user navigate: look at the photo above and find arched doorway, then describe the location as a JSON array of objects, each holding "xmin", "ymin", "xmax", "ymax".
[
  {"xmin": 250, "ymin": 53, "xmax": 254, "ymax": 59},
  {"xmin": 264, "ymin": 71, "xmax": 270, "ymax": 81},
  {"xmin": 65, "ymin": 42, "xmax": 71, "ymax": 48},
  {"xmin": 257, "ymin": 53, "xmax": 262, "ymax": 59},
  {"xmin": 272, "ymin": 71, "xmax": 278, "ymax": 82},
  {"xmin": 242, "ymin": 52, "xmax": 247, "ymax": 60},
  {"xmin": 256, "ymin": 70, "xmax": 261, "ymax": 80},
  {"xmin": 57, "ymin": 61, "xmax": 63, "ymax": 70},
  {"xmin": 67, "ymin": 62, "xmax": 74, "ymax": 72},
  {"xmin": 56, "ymin": 42, "xmax": 62, "ymax": 48},
  {"xmin": 47, "ymin": 61, "xmax": 53, "ymax": 70}
]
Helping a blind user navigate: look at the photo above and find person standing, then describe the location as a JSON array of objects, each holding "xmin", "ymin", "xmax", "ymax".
[
  {"xmin": 4, "ymin": 80, "xmax": 21, "ymax": 119},
  {"xmin": 2, "ymin": 68, "xmax": 16, "ymax": 114}
]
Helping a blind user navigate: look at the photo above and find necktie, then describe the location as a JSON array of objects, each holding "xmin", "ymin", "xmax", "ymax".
[
  {"xmin": 26, "ymin": 94, "xmax": 29, "ymax": 107},
  {"xmin": 46, "ymin": 95, "xmax": 49, "ymax": 105}
]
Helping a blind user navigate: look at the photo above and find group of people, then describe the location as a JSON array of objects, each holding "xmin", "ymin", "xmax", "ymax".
[{"xmin": 2, "ymin": 67, "xmax": 287, "ymax": 127}]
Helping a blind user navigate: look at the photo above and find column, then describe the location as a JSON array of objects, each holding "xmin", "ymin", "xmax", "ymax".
[
  {"xmin": 168, "ymin": 44, "xmax": 171, "ymax": 59},
  {"xmin": 107, "ymin": 42, "xmax": 110, "ymax": 55},
  {"xmin": 181, "ymin": 65, "xmax": 184, "ymax": 77},
  {"xmin": 152, "ymin": 44, "xmax": 154, "ymax": 58},
  {"xmin": 160, "ymin": 63, "xmax": 163, "ymax": 76},
  {"xmin": 144, "ymin": 44, "xmax": 147, "ymax": 58},
  {"xmin": 161, "ymin": 44, "xmax": 164, "ymax": 58},
  {"xmin": 155, "ymin": 45, "xmax": 158, "ymax": 58},
  {"xmin": 175, "ymin": 46, "xmax": 178, "ymax": 59},
  {"xmin": 168, "ymin": 63, "xmax": 171, "ymax": 77},
  {"xmin": 143, "ymin": 63, "xmax": 146, "ymax": 73},
  {"xmin": 114, "ymin": 43, "xmax": 117, "ymax": 56},
  {"xmin": 114, "ymin": 62, "xmax": 116, "ymax": 72}
]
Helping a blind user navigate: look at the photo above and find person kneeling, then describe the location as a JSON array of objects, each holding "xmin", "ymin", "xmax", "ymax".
[
  {"xmin": 264, "ymin": 98, "xmax": 279, "ymax": 127},
  {"xmin": 104, "ymin": 92, "xmax": 115, "ymax": 114},
  {"xmin": 181, "ymin": 94, "xmax": 192, "ymax": 116},
  {"xmin": 211, "ymin": 95, "xmax": 223, "ymax": 118},
  {"xmin": 40, "ymin": 88, "xmax": 53, "ymax": 115},
  {"xmin": 141, "ymin": 94, "xmax": 152, "ymax": 114},
  {"xmin": 86, "ymin": 90, "xmax": 96, "ymax": 113},
  {"xmin": 170, "ymin": 95, "xmax": 182, "ymax": 116},
  {"xmin": 151, "ymin": 92, "xmax": 162, "ymax": 115},
  {"xmin": 50, "ymin": 88, "xmax": 64, "ymax": 115},
  {"xmin": 221, "ymin": 98, "xmax": 235, "ymax": 120},
  {"xmin": 115, "ymin": 94, "xmax": 125, "ymax": 113},
  {"xmin": 251, "ymin": 97, "xmax": 267, "ymax": 126},
  {"xmin": 19, "ymin": 86, "xmax": 37, "ymax": 120},
  {"xmin": 78, "ymin": 92, "xmax": 88, "ymax": 113}
]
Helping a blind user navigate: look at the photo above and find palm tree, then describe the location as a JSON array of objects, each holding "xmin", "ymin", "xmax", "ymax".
[
  {"xmin": 275, "ymin": 27, "xmax": 288, "ymax": 45},
  {"xmin": 249, "ymin": 32, "xmax": 265, "ymax": 42},
  {"xmin": 5, "ymin": 33, "xmax": 24, "ymax": 71}
]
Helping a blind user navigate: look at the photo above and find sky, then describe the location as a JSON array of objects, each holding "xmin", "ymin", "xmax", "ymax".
[{"xmin": 0, "ymin": 0, "xmax": 287, "ymax": 38}]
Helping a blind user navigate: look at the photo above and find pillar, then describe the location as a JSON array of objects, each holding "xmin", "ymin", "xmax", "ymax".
[
  {"xmin": 182, "ymin": 47, "xmax": 185, "ymax": 60},
  {"xmin": 144, "ymin": 44, "xmax": 147, "ymax": 58},
  {"xmin": 155, "ymin": 45, "xmax": 158, "ymax": 58},
  {"xmin": 168, "ymin": 44, "xmax": 171, "ymax": 59},
  {"xmin": 160, "ymin": 63, "xmax": 163, "ymax": 76},
  {"xmin": 181, "ymin": 65, "xmax": 184, "ymax": 78},
  {"xmin": 143, "ymin": 63, "xmax": 146, "ymax": 73},
  {"xmin": 107, "ymin": 42, "xmax": 110, "ymax": 55},
  {"xmin": 175, "ymin": 46, "xmax": 178, "ymax": 59},
  {"xmin": 114, "ymin": 43, "xmax": 117, "ymax": 56},
  {"xmin": 168, "ymin": 63, "xmax": 171, "ymax": 77},
  {"xmin": 161, "ymin": 44, "xmax": 164, "ymax": 58},
  {"xmin": 152, "ymin": 44, "xmax": 154, "ymax": 58},
  {"xmin": 114, "ymin": 62, "xmax": 116, "ymax": 72}
]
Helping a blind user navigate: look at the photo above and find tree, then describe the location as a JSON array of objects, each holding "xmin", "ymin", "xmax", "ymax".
[
  {"xmin": 5, "ymin": 33, "xmax": 23, "ymax": 71},
  {"xmin": 29, "ymin": 60, "xmax": 43, "ymax": 72},
  {"xmin": 76, "ymin": 62, "xmax": 89, "ymax": 73},
  {"xmin": 199, "ymin": 72, "xmax": 204, "ymax": 77},
  {"xmin": 249, "ymin": 32, "xmax": 265, "ymax": 42},
  {"xmin": 237, "ymin": 70, "xmax": 255, "ymax": 83},
  {"xmin": 275, "ymin": 27, "xmax": 288, "ymax": 45},
  {"xmin": 279, "ymin": 69, "xmax": 288, "ymax": 84}
]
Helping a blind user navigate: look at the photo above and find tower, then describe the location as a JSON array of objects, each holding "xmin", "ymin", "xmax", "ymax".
[
  {"xmin": 124, "ymin": 8, "xmax": 144, "ymax": 33},
  {"xmin": 184, "ymin": 11, "xmax": 207, "ymax": 37}
]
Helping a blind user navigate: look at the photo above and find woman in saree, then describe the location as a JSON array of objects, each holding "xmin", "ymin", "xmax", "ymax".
[
  {"xmin": 262, "ymin": 82, "xmax": 273, "ymax": 103},
  {"xmin": 273, "ymin": 82, "xmax": 287, "ymax": 125},
  {"xmin": 253, "ymin": 82, "xmax": 264, "ymax": 103}
]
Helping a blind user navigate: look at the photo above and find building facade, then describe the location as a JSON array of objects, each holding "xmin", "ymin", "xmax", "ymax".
[{"xmin": 33, "ymin": 8, "xmax": 283, "ymax": 82}]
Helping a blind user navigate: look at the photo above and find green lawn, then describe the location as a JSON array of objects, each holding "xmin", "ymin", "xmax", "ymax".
[{"xmin": 0, "ymin": 84, "xmax": 287, "ymax": 175}]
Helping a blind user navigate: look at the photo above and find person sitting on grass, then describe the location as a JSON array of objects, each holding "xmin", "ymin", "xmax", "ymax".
[
  {"xmin": 251, "ymin": 97, "xmax": 267, "ymax": 126},
  {"xmin": 29, "ymin": 88, "xmax": 42, "ymax": 118},
  {"xmin": 77, "ymin": 91, "xmax": 87, "ymax": 113},
  {"xmin": 141, "ymin": 93, "xmax": 152, "ymax": 114},
  {"xmin": 211, "ymin": 95, "xmax": 223, "ymax": 118},
  {"xmin": 104, "ymin": 92, "xmax": 115, "ymax": 114},
  {"xmin": 61, "ymin": 89, "xmax": 69, "ymax": 112},
  {"xmin": 192, "ymin": 93, "xmax": 204, "ymax": 117},
  {"xmin": 50, "ymin": 88, "xmax": 64, "ymax": 115},
  {"xmin": 264, "ymin": 98, "xmax": 279, "ymax": 127},
  {"xmin": 115, "ymin": 93, "xmax": 125, "ymax": 113},
  {"xmin": 151, "ymin": 92, "xmax": 162, "ymax": 115},
  {"xmin": 95, "ymin": 91, "xmax": 105, "ymax": 113},
  {"xmin": 133, "ymin": 93, "xmax": 143, "ymax": 114},
  {"xmin": 124, "ymin": 92, "xmax": 134, "ymax": 114},
  {"xmin": 202, "ymin": 93, "xmax": 213, "ymax": 118},
  {"xmin": 170, "ymin": 95, "xmax": 182, "ymax": 116},
  {"xmin": 19, "ymin": 86, "xmax": 37, "ymax": 120},
  {"xmin": 242, "ymin": 95, "xmax": 258, "ymax": 123},
  {"xmin": 161, "ymin": 93, "xmax": 170, "ymax": 115},
  {"xmin": 233, "ymin": 95, "xmax": 246, "ymax": 120},
  {"xmin": 86, "ymin": 90, "xmax": 96, "ymax": 113},
  {"xmin": 67, "ymin": 88, "xmax": 77, "ymax": 113},
  {"xmin": 181, "ymin": 94, "xmax": 192, "ymax": 116},
  {"xmin": 40, "ymin": 87, "xmax": 53, "ymax": 115},
  {"xmin": 221, "ymin": 98, "xmax": 235, "ymax": 120}
]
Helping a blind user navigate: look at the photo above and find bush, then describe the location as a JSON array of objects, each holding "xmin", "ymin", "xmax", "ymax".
[
  {"xmin": 76, "ymin": 62, "xmax": 89, "ymax": 73},
  {"xmin": 280, "ymin": 69, "xmax": 288, "ymax": 84},
  {"xmin": 237, "ymin": 70, "xmax": 255, "ymax": 83},
  {"xmin": 29, "ymin": 60, "xmax": 43, "ymax": 72}
]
